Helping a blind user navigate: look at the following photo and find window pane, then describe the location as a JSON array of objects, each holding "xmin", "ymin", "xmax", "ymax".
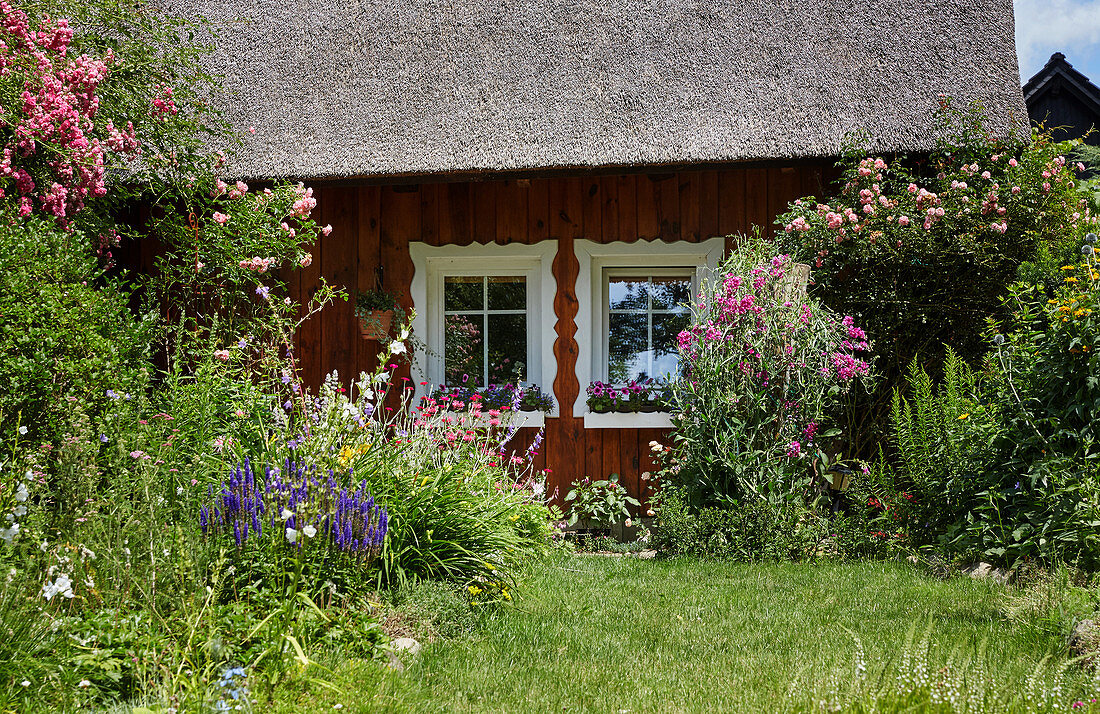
[
  {"xmin": 487, "ymin": 276, "xmax": 526, "ymax": 310},
  {"xmin": 608, "ymin": 277, "xmax": 649, "ymax": 311},
  {"xmin": 445, "ymin": 276, "xmax": 483, "ymax": 312},
  {"xmin": 445, "ymin": 314, "xmax": 483, "ymax": 387},
  {"xmin": 652, "ymin": 312, "xmax": 691, "ymax": 379},
  {"xmin": 651, "ymin": 276, "xmax": 692, "ymax": 312},
  {"xmin": 608, "ymin": 313, "xmax": 648, "ymax": 383},
  {"xmin": 487, "ymin": 313, "xmax": 527, "ymax": 384}
]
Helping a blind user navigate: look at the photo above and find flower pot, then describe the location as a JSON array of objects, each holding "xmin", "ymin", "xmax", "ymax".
[
  {"xmin": 358, "ymin": 309, "xmax": 393, "ymax": 340},
  {"xmin": 639, "ymin": 404, "xmax": 660, "ymax": 413},
  {"xmin": 590, "ymin": 403, "xmax": 612, "ymax": 414},
  {"xmin": 616, "ymin": 404, "xmax": 634, "ymax": 413}
]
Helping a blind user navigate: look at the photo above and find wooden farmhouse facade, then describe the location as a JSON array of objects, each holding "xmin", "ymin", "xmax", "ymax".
[{"xmin": 171, "ymin": 0, "xmax": 1029, "ymax": 505}]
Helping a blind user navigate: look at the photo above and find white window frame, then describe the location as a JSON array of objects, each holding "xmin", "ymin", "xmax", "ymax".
[
  {"xmin": 574, "ymin": 236, "xmax": 724, "ymax": 424},
  {"xmin": 409, "ymin": 241, "xmax": 559, "ymax": 419}
]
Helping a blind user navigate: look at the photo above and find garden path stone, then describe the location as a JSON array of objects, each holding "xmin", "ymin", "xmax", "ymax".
[
  {"xmin": 962, "ymin": 562, "xmax": 1013, "ymax": 585},
  {"xmin": 1069, "ymin": 620, "xmax": 1099, "ymax": 662},
  {"xmin": 393, "ymin": 637, "xmax": 422, "ymax": 656}
]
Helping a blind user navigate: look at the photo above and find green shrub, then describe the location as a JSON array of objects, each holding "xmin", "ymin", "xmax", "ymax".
[
  {"xmin": 564, "ymin": 473, "xmax": 638, "ymax": 527},
  {"xmin": 0, "ymin": 215, "xmax": 151, "ymax": 449},
  {"xmin": 652, "ymin": 485, "xmax": 826, "ymax": 561},
  {"xmin": 868, "ymin": 254, "xmax": 1100, "ymax": 566}
]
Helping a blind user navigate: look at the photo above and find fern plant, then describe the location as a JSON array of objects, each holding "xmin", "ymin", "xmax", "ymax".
[{"xmin": 889, "ymin": 348, "xmax": 1002, "ymax": 545}]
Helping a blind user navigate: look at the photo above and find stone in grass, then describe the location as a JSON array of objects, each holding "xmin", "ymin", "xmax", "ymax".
[
  {"xmin": 1069, "ymin": 620, "xmax": 1100, "ymax": 664},
  {"xmin": 392, "ymin": 637, "xmax": 421, "ymax": 656},
  {"xmin": 962, "ymin": 561, "xmax": 1013, "ymax": 585},
  {"xmin": 385, "ymin": 637, "xmax": 422, "ymax": 671}
]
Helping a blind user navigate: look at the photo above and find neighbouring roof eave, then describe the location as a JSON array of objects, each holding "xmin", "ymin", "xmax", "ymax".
[{"xmin": 1023, "ymin": 53, "xmax": 1100, "ymax": 118}]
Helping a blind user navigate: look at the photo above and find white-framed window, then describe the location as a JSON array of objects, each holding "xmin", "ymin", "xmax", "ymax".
[
  {"xmin": 409, "ymin": 241, "xmax": 559, "ymax": 416},
  {"xmin": 574, "ymin": 236, "xmax": 725, "ymax": 423}
]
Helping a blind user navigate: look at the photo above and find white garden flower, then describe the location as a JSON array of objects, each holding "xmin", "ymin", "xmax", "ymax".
[
  {"xmin": 13, "ymin": 505, "xmax": 26, "ymax": 517},
  {"xmin": 20, "ymin": 680, "xmax": 29, "ymax": 687},
  {"xmin": 14, "ymin": 483, "xmax": 28, "ymax": 502},
  {"xmin": 285, "ymin": 528, "xmax": 298, "ymax": 544},
  {"xmin": 42, "ymin": 573, "xmax": 73, "ymax": 601},
  {"xmin": 0, "ymin": 524, "xmax": 19, "ymax": 544},
  {"xmin": 280, "ymin": 508, "xmax": 294, "ymax": 521},
  {"xmin": 77, "ymin": 679, "xmax": 91, "ymax": 688},
  {"xmin": 302, "ymin": 525, "xmax": 317, "ymax": 538},
  {"xmin": 389, "ymin": 341, "xmax": 406, "ymax": 355},
  {"xmin": 532, "ymin": 481, "xmax": 545, "ymax": 497},
  {"xmin": 18, "ymin": 426, "xmax": 27, "ymax": 435}
]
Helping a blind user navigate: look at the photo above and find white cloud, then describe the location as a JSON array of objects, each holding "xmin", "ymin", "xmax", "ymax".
[{"xmin": 1015, "ymin": 0, "xmax": 1100, "ymax": 78}]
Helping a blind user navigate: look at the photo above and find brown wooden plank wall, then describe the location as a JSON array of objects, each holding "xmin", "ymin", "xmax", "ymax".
[{"xmin": 293, "ymin": 163, "xmax": 833, "ymax": 509}]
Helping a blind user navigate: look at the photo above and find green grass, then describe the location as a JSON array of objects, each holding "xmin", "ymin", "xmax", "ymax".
[{"xmin": 271, "ymin": 555, "xmax": 1099, "ymax": 713}]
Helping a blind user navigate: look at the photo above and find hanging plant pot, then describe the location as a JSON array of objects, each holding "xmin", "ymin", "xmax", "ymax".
[{"xmin": 358, "ymin": 310, "xmax": 394, "ymax": 340}]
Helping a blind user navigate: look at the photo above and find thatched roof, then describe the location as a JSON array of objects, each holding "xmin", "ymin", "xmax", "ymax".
[{"xmin": 171, "ymin": 0, "xmax": 1029, "ymax": 181}]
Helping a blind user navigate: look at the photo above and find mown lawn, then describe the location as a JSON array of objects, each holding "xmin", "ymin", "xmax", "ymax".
[{"xmin": 273, "ymin": 555, "xmax": 1095, "ymax": 713}]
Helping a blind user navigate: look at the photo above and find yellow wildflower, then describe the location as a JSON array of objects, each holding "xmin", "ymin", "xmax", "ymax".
[
  {"xmin": 1061, "ymin": 265, "xmax": 1075, "ymax": 271},
  {"xmin": 958, "ymin": 413, "xmax": 970, "ymax": 420},
  {"xmin": 338, "ymin": 445, "xmax": 355, "ymax": 462},
  {"xmin": 1048, "ymin": 299, "xmax": 1059, "ymax": 304},
  {"xmin": 1066, "ymin": 277, "xmax": 1078, "ymax": 283},
  {"xmin": 1075, "ymin": 309, "xmax": 1087, "ymax": 317}
]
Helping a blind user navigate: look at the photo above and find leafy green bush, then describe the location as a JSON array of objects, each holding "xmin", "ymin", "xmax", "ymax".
[
  {"xmin": 864, "ymin": 251, "xmax": 1100, "ymax": 566},
  {"xmin": 0, "ymin": 215, "xmax": 151, "ymax": 448},
  {"xmin": 564, "ymin": 474, "xmax": 639, "ymax": 527},
  {"xmin": 652, "ymin": 485, "xmax": 827, "ymax": 561}
]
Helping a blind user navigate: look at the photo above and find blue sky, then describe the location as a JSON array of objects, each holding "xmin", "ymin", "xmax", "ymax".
[{"xmin": 1015, "ymin": 0, "xmax": 1100, "ymax": 83}]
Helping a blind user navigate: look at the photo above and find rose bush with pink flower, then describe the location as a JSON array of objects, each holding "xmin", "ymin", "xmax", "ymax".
[{"xmin": 777, "ymin": 98, "xmax": 1090, "ymax": 454}]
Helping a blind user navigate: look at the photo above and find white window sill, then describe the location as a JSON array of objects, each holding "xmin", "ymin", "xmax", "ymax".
[{"xmin": 582, "ymin": 411, "xmax": 674, "ymax": 429}]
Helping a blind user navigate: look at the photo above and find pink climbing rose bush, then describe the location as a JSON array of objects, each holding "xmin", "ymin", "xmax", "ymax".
[
  {"xmin": 0, "ymin": 2, "xmax": 135, "ymax": 224},
  {"xmin": 668, "ymin": 237, "xmax": 873, "ymax": 509},
  {"xmin": 775, "ymin": 98, "xmax": 1090, "ymax": 454}
]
